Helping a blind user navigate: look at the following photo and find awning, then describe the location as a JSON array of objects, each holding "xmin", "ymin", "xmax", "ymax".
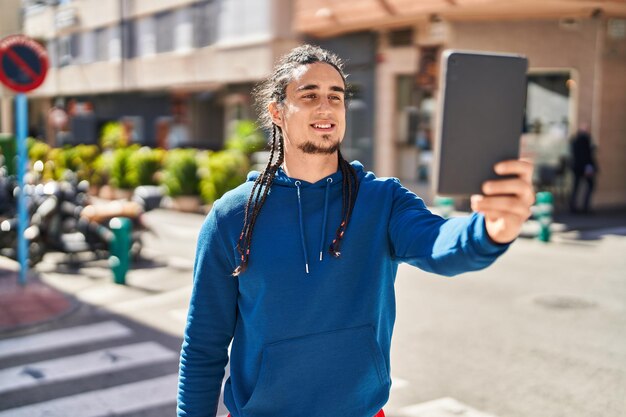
[{"xmin": 294, "ymin": 0, "xmax": 626, "ymax": 37}]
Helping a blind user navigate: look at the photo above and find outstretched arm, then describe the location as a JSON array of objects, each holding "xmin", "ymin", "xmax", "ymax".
[{"xmin": 388, "ymin": 159, "xmax": 534, "ymax": 276}]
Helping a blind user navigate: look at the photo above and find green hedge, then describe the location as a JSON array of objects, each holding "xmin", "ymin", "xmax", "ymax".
[
  {"xmin": 160, "ymin": 148, "xmax": 199, "ymax": 197},
  {"xmin": 225, "ymin": 120, "xmax": 266, "ymax": 155},
  {"xmin": 198, "ymin": 149, "xmax": 249, "ymax": 204},
  {"xmin": 126, "ymin": 146, "xmax": 166, "ymax": 188},
  {"xmin": 22, "ymin": 125, "xmax": 257, "ymax": 202}
]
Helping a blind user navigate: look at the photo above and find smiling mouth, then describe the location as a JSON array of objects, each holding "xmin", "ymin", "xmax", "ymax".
[{"xmin": 310, "ymin": 123, "xmax": 335, "ymax": 132}]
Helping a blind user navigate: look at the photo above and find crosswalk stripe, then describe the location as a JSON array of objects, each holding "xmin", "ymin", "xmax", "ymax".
[
  {"xmin": 0, "ymin": 321, "xmax": 133, "ymax": 360},
  {"xmin": 398, "ymin": 397, "xmax": 500, "ymax": 417},
  {"xmin": 0, "ymin": 341, "xmax": 176, "ymax": 394},
  {"xmin": 0, "ymin": 373, "xmax": 178, "ymax": 417}
]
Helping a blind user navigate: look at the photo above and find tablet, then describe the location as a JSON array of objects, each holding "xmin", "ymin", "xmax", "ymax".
[{"xmin": 433, "ymin": 50, "xmax": 528, "ymax": 196}]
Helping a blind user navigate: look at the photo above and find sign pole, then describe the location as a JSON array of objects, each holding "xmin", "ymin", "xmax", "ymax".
[
  {"xmin": 16, "ymin": 93, "xmax": 29, "ymax": 285},
  {"xmin": 1, "ymin": 34, "xmax": 49, "ymax": 286}
]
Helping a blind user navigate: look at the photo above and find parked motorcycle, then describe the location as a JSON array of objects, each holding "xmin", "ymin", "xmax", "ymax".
[{"xmin": 0, "ymin": 175, "xmax": 163, "ymax": 266}]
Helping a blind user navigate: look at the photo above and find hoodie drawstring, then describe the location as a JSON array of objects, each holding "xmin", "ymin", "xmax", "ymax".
[
  {"xmin": 295, "ymin": 177, "xmax": 333, "ymax": 274},
  {"xmin": 295, "ymin": 181, "xmax": 310, "ymax": 274},
  {"xmin": 319, "ymin": 177, "xmax": 332, "ymax": 261}
]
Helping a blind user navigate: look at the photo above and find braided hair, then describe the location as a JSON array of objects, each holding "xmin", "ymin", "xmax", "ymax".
[{"xmin": 233, "ymin": 45, "xmax": 360, "ymax": 276}]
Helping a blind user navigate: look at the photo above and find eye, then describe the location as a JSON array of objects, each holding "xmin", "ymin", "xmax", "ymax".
[
  {"xmin": 330, "ymin": 95, "xmax": 343, "ymax": 101},
  {"xmin": 302, "ymin": 93, "xmax": 317, "ymax": 100}
]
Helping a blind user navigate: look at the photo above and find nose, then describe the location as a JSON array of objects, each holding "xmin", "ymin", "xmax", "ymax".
[{"xmin": 316, "ymin": 96, "xmax": 333, "ymax": 113}]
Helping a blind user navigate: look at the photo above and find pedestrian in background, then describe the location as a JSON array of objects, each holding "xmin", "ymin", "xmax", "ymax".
[
  {"xmin": 569, "ymin": 122, "xmax": 598, "ymax": 213},
  {"xmin": 177, "ymin": 44, "xmax": 535, "ymax": 417}
]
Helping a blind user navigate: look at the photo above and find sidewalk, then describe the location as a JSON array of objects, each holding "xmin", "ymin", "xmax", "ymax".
[{"xmin": 0, "ymin": 258, "xmax": 78, "ymax": 334}]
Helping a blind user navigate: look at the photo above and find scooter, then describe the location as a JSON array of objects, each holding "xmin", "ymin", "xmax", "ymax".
[{"xmin": 0, "ymin": 178, "xmax": 162, "ymax": 266}]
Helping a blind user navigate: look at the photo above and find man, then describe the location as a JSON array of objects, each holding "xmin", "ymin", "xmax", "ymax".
[
  {"xmin": 177, "ymin": 45, "xmax": 534, "ymax": 417},
  {"xmin": 569, "ymin": 122, "xmax": 597, "ymax": 213}
]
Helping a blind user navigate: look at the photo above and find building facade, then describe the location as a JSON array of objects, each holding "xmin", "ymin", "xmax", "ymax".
[
  {"xmin": 295, "ymin": 0, "xmax": 626, "ymax": 209},
  {"xmin": 19, "ymin": 0, "xmax": 298, "ymax": 149}
]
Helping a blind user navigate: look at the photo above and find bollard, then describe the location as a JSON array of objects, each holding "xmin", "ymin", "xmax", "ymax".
[
  {"xmin": 434, "ymin": 196, "xmax": 455, "ymax": 219},
  {"xmin": 109, "ymin": 217, "xmax": 132, "ymax": 285},
  {"xmin": 535, "ymin": 191, "xmax": 553, "ymax": 242}
]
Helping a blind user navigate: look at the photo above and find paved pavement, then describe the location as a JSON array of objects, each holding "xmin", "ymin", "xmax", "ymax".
[
  {"xmin": 5, "ymin": 203, "xmax": 624, "ymax": 335},
  {"xmin": 0, "ymin": 204, "xmax": 624, "ymax": 417},
  {"xmin": 0, "ymin": 267, "xmax": 76, "ymax": 332}
]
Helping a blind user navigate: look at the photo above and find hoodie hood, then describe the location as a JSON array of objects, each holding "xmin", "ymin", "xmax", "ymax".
[
  {"xmin": 245, "ymin": 160, "xmax": 365, "ymax": 274},
  {"xmin": 246, "ymin": 160, "xmax": 365, "ymax": 188}
]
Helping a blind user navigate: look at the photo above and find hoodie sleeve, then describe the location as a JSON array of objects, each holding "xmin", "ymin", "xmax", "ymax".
[
  {"xmin": 388, "ymin": 179, "xmax": 509, "ymax": 276},
  {"xmin": 178, "ymin": 204, "xmax": 238, "ymax": 417}
]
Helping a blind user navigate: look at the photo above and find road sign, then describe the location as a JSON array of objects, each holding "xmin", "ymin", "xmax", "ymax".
[
  {"xmin": 0, "ymin": 35, "xmax": 49, "ymax": 286},
  {"xmin": 0, "ymin": 34, "xmax": 49, "ymax": 93}
]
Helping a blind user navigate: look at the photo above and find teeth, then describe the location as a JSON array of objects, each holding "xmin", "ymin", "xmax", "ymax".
[{"xmin": 314, "ymin": 124, "xmax": 332, "ymax": 129}]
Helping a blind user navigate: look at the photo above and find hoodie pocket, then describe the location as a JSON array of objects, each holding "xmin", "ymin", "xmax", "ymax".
[{"xmin": 241, "ymin": 325, "xmax": 389, "ymax": 417}]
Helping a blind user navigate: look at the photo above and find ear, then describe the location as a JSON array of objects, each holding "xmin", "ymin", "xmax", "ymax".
[{"xmin": 268, "ymin": 102, "xmax": 283, "ymax": 127}]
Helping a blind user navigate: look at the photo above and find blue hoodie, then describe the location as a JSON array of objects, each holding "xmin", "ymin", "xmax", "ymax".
[{"xmin": 177, "ymin": 161, "xmax": 509, "ymax": 417}]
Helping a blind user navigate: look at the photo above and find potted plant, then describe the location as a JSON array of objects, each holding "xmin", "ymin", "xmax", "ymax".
[
  {"xmin": 160, "ymin": 148, "xmax": 201, "ymax": 212},
  {"xmin": 198, "ymin": 149, "xmax": 249, "ymax": 207},
  {"xmin": 73, "ymin": 144, "xmax": 100, "ymax": 193},
  {"xmin": 108, "ymin": 145, "xmax": 138, "ymax": 199},
  {"xmin": 100, "ymin": 121, "xmax": 127, "ymax": 150},
  {"xmin": 224, "ymin": 119, "xmax": 266, "ymax": 155},
  {"xmin": 126, "ymin": 146, "xmax": 165, "ymax": 188},
  {"xmin": 94, "ymin": 151, "xmax": 115, "ymax": 198}
]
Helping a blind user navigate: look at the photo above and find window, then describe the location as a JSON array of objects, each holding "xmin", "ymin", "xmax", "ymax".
[
  {"xmin": 193, "ymin": 0, "xmax": 218, "ymax": 47},
  {"xmin": 46, "ymin": 39, "xmax": 58, "ymax": 68},
  {"xmin": 95, "ymin": 27, "xmax": 108, "ymax": 61},
  {"xmin": 137, "ymin": 16, "xmax": 156, "ymax": 57},
  {"xmin": 108, "ymin": 25, "xmax": 121, "ymax": 61},
  {"xmin": 58, "ymin": 35, "xmax": 73, "ymax": 67},
  {"xmin": 124, "ymin": 19, "xmax": 137, "ymax": 59},
  {"xmin": 522, "ymin": 72, "xmax": 573, "ymax": 188},
  {"xmin": 174, "ymin": 8, "xmax": 193, "ymax": 52},
  {"xmin": 80, "ymin": 31, "xmax": 95, "ymax": 64},
  {"xmin": 155, "ymin": 10, "xmax": 175, "ymax": 53}
]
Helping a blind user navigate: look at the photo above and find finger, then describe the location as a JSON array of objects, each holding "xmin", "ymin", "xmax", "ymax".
[
  {"xmin": 482, "ymin": 179, "xmax": 535, "ymax": 204},
  {"xmin": 471, "ymin": 195, "xmax": 532, "ymax": 220},
  {"xmin": 494, "ymin": 159, "xmax": 534, "ymax": 183}
]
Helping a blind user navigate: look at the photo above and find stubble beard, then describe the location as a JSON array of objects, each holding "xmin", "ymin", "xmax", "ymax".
[{"xmin": 298, "ymin": 134, "xmax": 340, "ymax": 155}]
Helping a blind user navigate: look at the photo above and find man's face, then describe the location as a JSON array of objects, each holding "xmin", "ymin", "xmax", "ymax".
[{"xmin": 270, "ymin": 62, "xmax": 346, "ymax": 155}]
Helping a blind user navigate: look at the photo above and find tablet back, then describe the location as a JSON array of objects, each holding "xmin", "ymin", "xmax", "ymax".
[{"xmin": 433, "ymin": 50, "xmax": 528, "ymax": 196}]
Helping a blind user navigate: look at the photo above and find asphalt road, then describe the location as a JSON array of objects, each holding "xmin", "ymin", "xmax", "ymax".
[{"xmin": 388, "ymin": 233, "xmax": 626, "ymax": 417}]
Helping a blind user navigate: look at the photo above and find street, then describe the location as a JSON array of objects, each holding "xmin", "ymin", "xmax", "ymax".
[
  {"xmin": 1, "ymin": 208, "xmax": 625, "ymax": 417},
  {"xmin": 389, "ymin": 232, "xmax": 626, "ymax": 417}
]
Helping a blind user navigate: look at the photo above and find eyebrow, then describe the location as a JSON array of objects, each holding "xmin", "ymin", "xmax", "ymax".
[{"xmin": 296, "ymin": 84, "xmax": 345, "ymax": 94}]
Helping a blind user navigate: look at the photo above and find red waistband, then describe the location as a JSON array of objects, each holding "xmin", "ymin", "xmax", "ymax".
[{"xmin": 228, "ymin": 411, "xmax": 385, "ymax": 417}]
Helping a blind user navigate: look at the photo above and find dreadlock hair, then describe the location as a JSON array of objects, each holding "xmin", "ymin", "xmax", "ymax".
[{"xmin": 232, "ymin": 44, "xmax": 360, "ymax": 276}]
